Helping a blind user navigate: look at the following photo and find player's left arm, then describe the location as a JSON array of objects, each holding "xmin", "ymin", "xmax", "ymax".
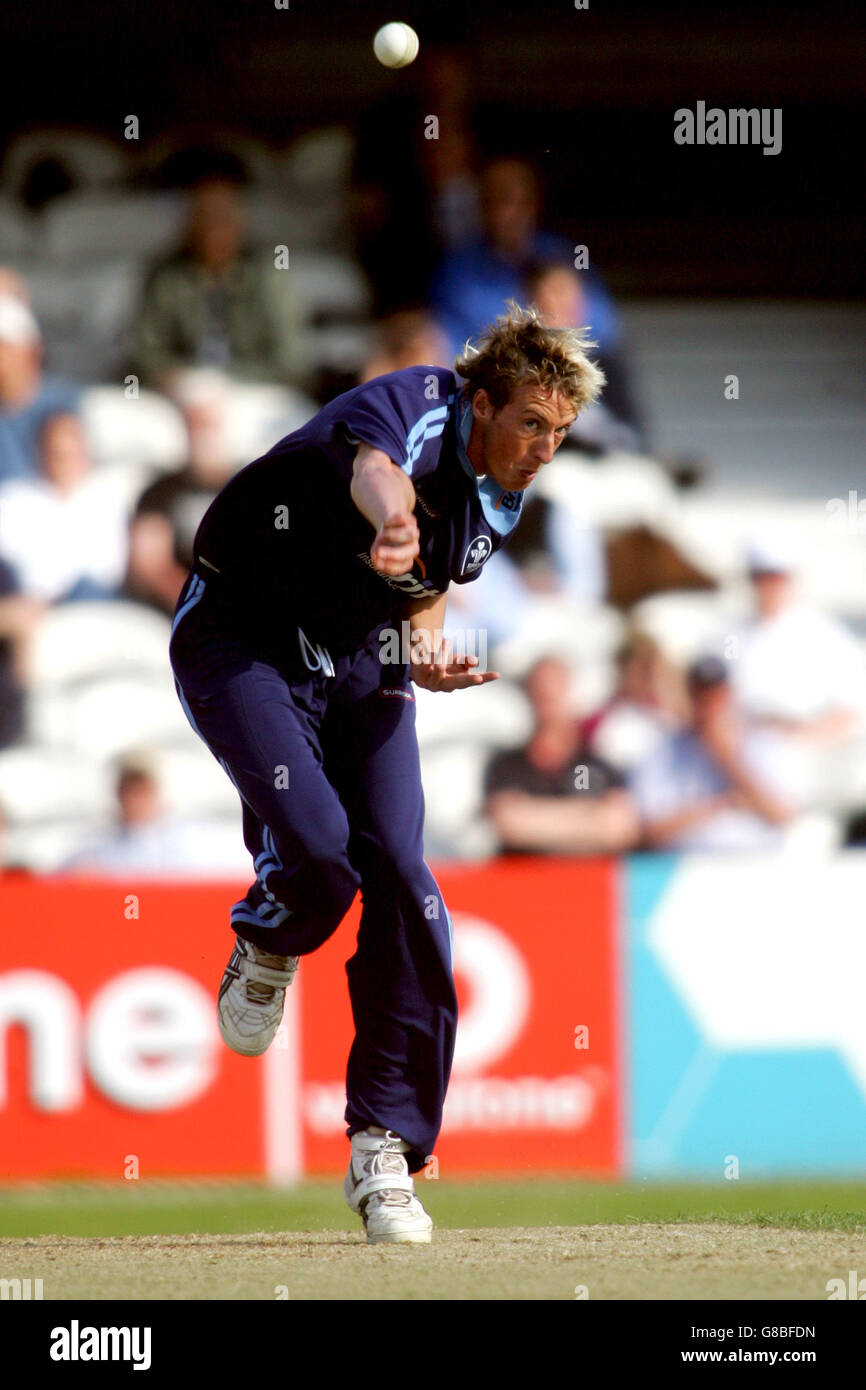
[{"xmin": 406, "ymin": 589, "xmax": 499, "ymax": 693}]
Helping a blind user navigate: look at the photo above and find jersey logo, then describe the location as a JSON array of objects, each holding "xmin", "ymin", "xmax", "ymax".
[
  {"xmin": 461, "ymin": 535, "xmax": 493, "ymax": 574},
  {"xmin": 298, "ymin": 627, "xmax": 335, "ymax": 677},
  {"xmin": 379, "ymin": 687, "xmax": 415, "ymax": 702},
  {"xmin": 496, "ymin": 489, "xmax": 522, "ymax": 513},
  {"xmin": 414, "ymin": 492, "xmax": 442, "ymax": 521},
  {"xmin": 356, "ymin": 551, "xmax": 440, "ymax": 599}
]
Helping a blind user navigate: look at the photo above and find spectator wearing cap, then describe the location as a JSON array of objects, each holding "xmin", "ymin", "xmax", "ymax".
[
  {"xmin": 729, "ymin": 535, "xmax": 866, "ymax": 746},
  {"xmin": 484, "ymin": 655, "xmax": 640, "ymax": 855},
  {"xmin": 628, "ymin": 655, "xmax": 799, "ymax": 851},
  {"xmin": 0, "ymin": 291, "xmax": 81, "ymax": 484}
]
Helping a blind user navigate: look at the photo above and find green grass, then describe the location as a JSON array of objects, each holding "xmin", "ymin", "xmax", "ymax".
[{"xmin": 1, "ymin": 1178, "xmax": 864, "ymax": 1239}]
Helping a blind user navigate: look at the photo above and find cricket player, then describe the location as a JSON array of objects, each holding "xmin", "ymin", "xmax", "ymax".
[{"xmin": 169, "ymin": 305, "xmax": 604, "ymax": 1242}]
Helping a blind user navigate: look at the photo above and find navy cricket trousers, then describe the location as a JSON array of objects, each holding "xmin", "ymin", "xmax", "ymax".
[{"xmin": 169, "ymin": 571, "xmax": 457, "ymax": 1170}]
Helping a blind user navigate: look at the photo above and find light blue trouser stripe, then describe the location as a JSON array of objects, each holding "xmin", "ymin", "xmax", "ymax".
[{"xmin": 170, "ymin": 573, "xmax": 206, "ymax": 637}]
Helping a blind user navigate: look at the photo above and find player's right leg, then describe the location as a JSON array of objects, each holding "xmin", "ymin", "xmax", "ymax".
[{"xmin": 169, "ymin": 575, "xmax": 361, "ymax": 1054}]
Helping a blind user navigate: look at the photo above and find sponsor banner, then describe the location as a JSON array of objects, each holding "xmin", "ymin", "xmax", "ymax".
[
  {"xmin": 301, "ymin": 859, "xmax": 621, "ymax": 1175},
  {"xmin": 1, "ymin": 862, "xmax": 621, "ymax": 1179},
  {"xmin": 0, "ymin": 879, "xmax": 270, "ymax": 1179},
  {"xmin": 625, "ymin": 853, "xmax": 866, "ymax": 1176}
]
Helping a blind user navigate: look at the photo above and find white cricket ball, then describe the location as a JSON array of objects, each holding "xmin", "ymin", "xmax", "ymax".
[{"xmin": 373, "ymin": 21, "xmax": 420, "ymax": 69}]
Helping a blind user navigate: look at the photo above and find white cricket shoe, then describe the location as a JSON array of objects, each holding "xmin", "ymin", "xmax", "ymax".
[
  {"xmin": 344, "ymin": 1127, "xmax": 433, "ymax": 1245},
  {"xmin": 217, "ymin": 936, "xmax": 299, "ymax": 1057}
]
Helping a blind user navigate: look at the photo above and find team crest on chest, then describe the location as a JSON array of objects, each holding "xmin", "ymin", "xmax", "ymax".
[{"xmin": 462, "ymin": 534, "xmax": 493, "ymax": 574}]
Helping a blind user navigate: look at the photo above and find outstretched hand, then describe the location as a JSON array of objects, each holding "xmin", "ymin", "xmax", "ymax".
[{"xmin": 410, "ymin": 638, "xmax": 499, "ymax": 693}]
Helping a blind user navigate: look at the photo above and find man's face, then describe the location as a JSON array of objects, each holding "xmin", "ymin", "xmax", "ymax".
[
  {"xmin": 480, "ymin": 160, "xmax": 539, "ymax": 255},
  {"xmin": 751, "ymin": 570, "xmax": 793, "ymax": 619},
  {"xmin": 468, "ymin": 382, "xmax": 577, "ymax": 491}
]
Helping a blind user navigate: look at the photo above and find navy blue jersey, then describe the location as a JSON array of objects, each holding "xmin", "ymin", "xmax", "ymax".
[{"xmin": 192, "ymin": 367, "xmax": 524, "ymax": 662}]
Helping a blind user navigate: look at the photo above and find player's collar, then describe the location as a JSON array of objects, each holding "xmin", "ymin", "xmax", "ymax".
[{"xmin": 454, "ymin": 395, "xmax": 523, "ymax": 537}]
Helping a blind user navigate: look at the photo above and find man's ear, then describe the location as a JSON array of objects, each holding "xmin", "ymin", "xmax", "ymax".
[{"xmin": 472, "ymin": 388, "xmax": 495, "ymax": 423}]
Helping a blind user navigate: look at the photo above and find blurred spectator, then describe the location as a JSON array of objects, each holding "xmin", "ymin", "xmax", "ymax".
[
  {"xmin": 429, "ymin": 157, "xmax": 620, "ymax": 365},
  {"xmin": 0, "ymin": 269, "xmax": 29, "ymax": 300},
  {"xmin": 0, "ymin": 291, "xmax": 82, "ymax": 483},
  {"xmin": 525, "ymin": 260, "xmax": 642, "ymax": 442},
  {"xmin": 730, "ymin": 535, "xmax": 866, "ymax": 745},
  {"xmin": 126, "ymin": 370, "xmax": 239, "ymax": 614},
  {"xmin": 0, "ymin": 555, "xmax": 40, "ymax": 748},
  {"xmin": 484, "ymin": 656, "xmax": 640, "ymax": 854},
  {"xmin": 63, "ymin": 753, "xmax": 246, "ymax": 878},
  {"xmin": 360, "ymin": 311, "xmax": 450, "ymax": 381},
  {"xmin": 353, "ymin": 45, "xmax": 482, "ymax": 314},
  {"xmin": 629, "ymin": 655, "xmax": 799, "ymax": 851},
  {"xmin": 0, "ymin": 413, "xmax": 128, "ymax": 603},
  {"xmin": 134, "ymin": 175, "xmax": 306, "ymax": 389},
  {"xmin": 584, "ymin": 630, "xmax": 689, "ymax": 773}
]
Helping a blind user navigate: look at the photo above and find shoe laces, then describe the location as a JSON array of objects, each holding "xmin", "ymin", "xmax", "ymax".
[
  {"xmin": 358, "ymin": 1132, "xmax": 408, "ymax": 1180},
  {"xmin": 367, "ymin": 1189, "xmax": 414, "ymax": 1211}
]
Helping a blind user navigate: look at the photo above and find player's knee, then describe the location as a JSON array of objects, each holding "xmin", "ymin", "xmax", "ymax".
[{"xmin": 302, "ymin": 854, "xmax": 359, "ymax": 938}]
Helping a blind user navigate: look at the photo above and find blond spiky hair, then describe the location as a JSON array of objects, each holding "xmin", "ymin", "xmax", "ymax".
[{"xmin": 453, "ymin": 301, "xmax": 606, "ymax": 415}]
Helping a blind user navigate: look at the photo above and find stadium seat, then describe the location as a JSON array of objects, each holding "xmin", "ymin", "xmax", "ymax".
[
  {"xmin": 413, "ymin": 676, "xmax": 532, "ymax": 751},
  {"xmin": 156, "ymin": 746, "xmax": 243, "ymax": 818},
  {"xmin": 43, "ymin": 191, "xmax": 187, "ymax": 261},
  {"xmin": 81, "ymin": 386, "xmax": 188, "ymax": 471},
  {"xmin": 0, "ymin": 746, "xmax": 114, "ymax": 825},
  {"xmin": 29, "ymin": 602, "xmax": 173, "ymax": 689},
  {"xmin": 0, "ymin": 196, "xmax": 34, "ymax": 257},
  {"xmin": 4, "ymin": 819, "xmax": 109, "ymax": 874},
  {"xmin": 289, "ymin": 251, "xmax": 372, "ymax": 322},
  {"xmin": 628, "ymin": 590, "xmax": 746, "ymax": 664},
  {"xmin": 29, "ymin": 674, "xmax": 190, "ymax": 758},
  {"xmin": 224, "ymin": 382, "xmax": 317, "ymax": 461},
  {"xmin": 25, "ymin": 258, "xmax": 141, "ymax": 382},
  {"xmin": 491, "ymin": 598, "xmax": 625, "ymax": 705},
  {"xmin": 0, "ymin": 129, "xmax": 130, "ymax": 200},
  {"xmin": 537, "ymin": 450, "xmax": 679, "ymax": 531},
  {"xmin": 419, "ymin": 739, "xmax": 496, "ymax": 860}
]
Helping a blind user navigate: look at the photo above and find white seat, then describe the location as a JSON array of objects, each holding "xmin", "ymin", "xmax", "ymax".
[
  {"xmin": 0, "ymin": 130, "xmax": 129, "ymax": 198},
  {"xmin": 420, "ymin": 740, "xmax": 495, "ymax": 860},
  {"xmin": 0, "ymin": 746, "xmax": 114, "ymax": 824},
  {"xmin": 157, "ymin": 746, "xmax": 243, "ymax": 818},
  {"xmin": 289, "ymin": 251, "xmax": 372, "ymax": 321},
  {"xmin": 0, "ymin": 196, "xmax": 34, "ymax": 257},
  {"xmin": 629, "ymin": 590, "xmax": 747, "ymax": 665},
  {"xmin": 25, "ymin": 258, "xmax": 140, "ymax": 381},
  {"xmin": 43, "ymin": 191, "xmax": 187, "ymax": 261},
  {"xmin": 4, "ymin": 820, "xmax": 109, "ymax": 874},
  {"xmin": 29, "ymin": 602, "xmax": 172, "ymax": 689},
  {"xmin": 224, "ymin": 383, "xmax": 316, "ymax": 460},
  {"xmin": 413, "ymin": 675, "xmax": 532, "ymax": 751},
  {"xmin": 81, "ymin": 386, "xmax": 188, "ymax": 471},
  {"xmin": 30, "ymin": 674, "xmax": 190, "ymax": 758},
  {"xmin": 537, "ymin": 450, "xmax": 679, "ymax": 531}
]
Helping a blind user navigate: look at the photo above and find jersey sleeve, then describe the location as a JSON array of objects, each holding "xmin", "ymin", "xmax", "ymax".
[{"xmin": 333, "ymin": 368, "xmax": 456, "ymax": 482}]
